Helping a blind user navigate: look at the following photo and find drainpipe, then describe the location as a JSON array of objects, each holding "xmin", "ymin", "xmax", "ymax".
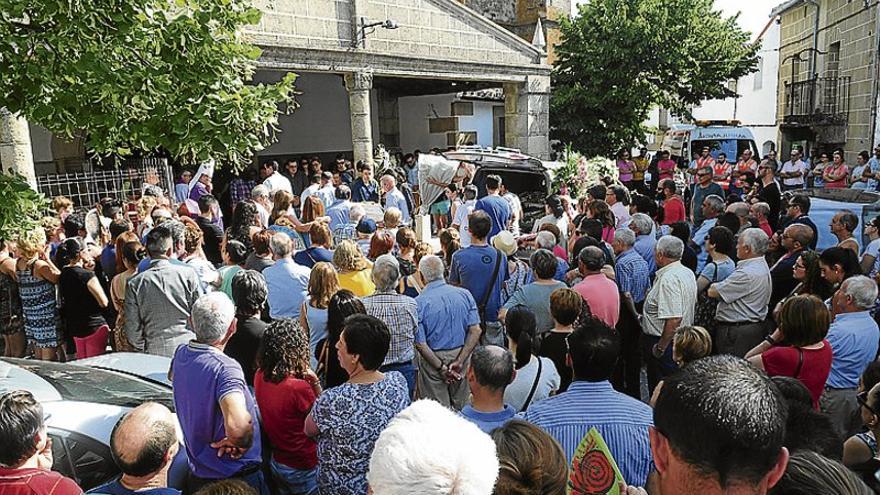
[
  {"xmin": 870, "ymin": 1, "xmax": 880, "ymax": 147},
  {"xmin": 805, "ymin": 0, "xmax": 820, "ymax": 77}
]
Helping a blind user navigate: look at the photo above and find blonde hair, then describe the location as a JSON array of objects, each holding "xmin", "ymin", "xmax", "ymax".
[
  {"xmin": 413, "ymin": 241, "xmax": 432, "ymax": 265},
  {"xmin": 384, "ymin": 208, "xmax": 402, "ymax": 229},
  {"xmin": 51, "ymin": 195, "xmax": 73, "ymax": 212},
  {"xmin": 17, "ymin": 228, "xmax": 47, "ymax": 260},
  {"xmin": 333, "ymin": 239, "xmax": 369, "ymax": 272},
  {"xmin": 672, "ymin": 326, "xmax": 712, "ymax": 366},
  {"xmin": 39, "ymin": 216, "xmax": 61, "ymax": 241},
  {"xmin": 136, "ymin": 195, "xmax": 158, "ymax": 221},
  {"xmin": 308, "ymin": 262, "xmax": 339, "ymax": 309},
  {"xmin": 270, "ymin": 190, "xmax": 293, "ymax": 225}
]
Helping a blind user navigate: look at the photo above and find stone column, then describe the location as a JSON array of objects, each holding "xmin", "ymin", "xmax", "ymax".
[
  {"xmin": 504, "ymin": 75, "xmax": 551, "ymax": 159},
  {"xmin": 345, "ymin": 71, "xmax": 375, "ymax": 166},
  {"xmin": 0, "ymin": 109, "xmax": 36, "ymax": 188}
]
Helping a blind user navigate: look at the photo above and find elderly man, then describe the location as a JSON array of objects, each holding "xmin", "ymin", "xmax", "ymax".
[
  {"xmin": 333, "ymin": 203, "xmax": 366, "ymax": 244},
  {"xmin": 326, "ymin": 185, "xmax": 352, "ymax": 233},
  {"xmin": 641, "ymin": 236, "xmax": 697, "ymax": 392},
  {"xmin": 605, "ymin": 185, "xmax": 631, "ymax": 227},
  {"xmin": 830, "ymin": 209, "xmax": 860, "ymax": 256},
  {"xmin": 572, "ymin": 246, "xmax": 620, "ymax": 328},
  {"xmin": 460, "ymin": 345, "xmax": 516, "ymax": 433},
  {"xmin": 648, "ymin": 356, "xmax": 789, "ymax": 494},
  {"xmin": 750, "ymin": 202, "xmax": 773, "ymax": 237},
  {"xmin": 415, "ymin": 255, "xmax": 482, "ymax": 410},
  {"xmin": 449, "ymin": 210, "xmax": 509, "ymax": 346},
  {"xmin": 779, "ymin": 149, "xmax": 807, "ymax": 191},
  {"xmin": 726, "ymin": 202, "xmax": 751, "ymax": 233},
  {"xmin": 380, "ymin": 174, "xmax": 411, "ymax": 225},
  {"xmin": 87, "ymin": 403, "xmax": 180, "ymax": 495},
  {"xmin": 0, "ymin": 390, "xmax": 82, "ymax": 495},
  {"xmin": 769, "ymin": 223, "xmax": 813, "ymax": 312},
  {"xmin": 251, "ymin": 184, "xmax": 272, "ymax": 228},
  {"xmin": 612, "ymin": 228, "xmax": 650, "ymax": 399},
  {"xmin": 691, "ymin": 194, "xmax": 725, "ymax": 273},
  {"xmin": 499, "ymin": 249, "xmax": 566, "ymax": 334},
  {"xmin": 262, "ymin": 233, "xmax": 310, "ymax": 320},
  {"xmin": 523, "ymin": 317, "xmax": 654, "ymax": 487},
  {"xmin": 690, "ymin": 166, "xmax": 724, "ymax": 226},
  {"xmin": 126, "ymin": 226, "xmax": 202, "ymax": 357},
  {"xmin": 629, "ymin": 213, "xmax": 656, "ymax": 274},
  {"xmin": 534, "ymin": 231, "xmax": 569, "ymax": 281},
  {"xmin": 171, "ymin": 292, "xmax": 266, "ymax": 494},
  {"xmin": 708, "ymin": 228, "xmax": 772, "ymax": 357},
  {"xmin": 822, "ymin": 275, "xmax": 880, "ymax": 438},
  {"xmin": 612, "ymin": 229, "xmax": 650, "ymax": 312},
  {"xmin": 368, "ymin": 400, "xmax": 499, "ymax": 495},
  {"xmin": 363, "ymin": 255, "xmax": 419, "ymax": 396}
]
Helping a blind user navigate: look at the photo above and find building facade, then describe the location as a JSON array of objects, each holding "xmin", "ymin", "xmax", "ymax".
[{"xmin": 772, "ymin": 0, "xmax": 879, "ymax": 162}]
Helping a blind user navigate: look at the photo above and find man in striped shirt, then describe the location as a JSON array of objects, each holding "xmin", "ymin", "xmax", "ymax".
[{"xmin": 521, "ymin": 317, "xmax": 654, "ymax": 487}]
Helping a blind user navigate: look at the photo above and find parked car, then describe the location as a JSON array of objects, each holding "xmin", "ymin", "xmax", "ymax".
[{"xmin": 0, "ymin": 357, "xmax": 187, "ymax": 491}]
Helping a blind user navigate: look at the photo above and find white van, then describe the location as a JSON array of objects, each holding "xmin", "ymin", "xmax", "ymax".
[{"xmin": 662, "ymin": 120, "xmax": 761, "ymax": 165}]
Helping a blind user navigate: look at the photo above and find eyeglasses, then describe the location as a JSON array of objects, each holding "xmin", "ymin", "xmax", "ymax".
[{"xmin": 858, "ymin": 391, "xmax": 879, "ymax": 416}]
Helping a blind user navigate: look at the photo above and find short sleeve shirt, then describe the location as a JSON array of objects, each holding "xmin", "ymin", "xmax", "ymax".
[
  {"xmin": 698, "ymin": 258, "xmax": 736, "ymax": 284},
  {"xmin": 713, "ymin": 257, "xmax": 771, "ymax": 323},
  {"xmin": 641, "ymin": 261, "xmax": 697, "ymax": 337},
  {"xmin": 863, "ymin": 238, "xmax": 880, "ymax": 277},
  {"xmin": 474, "ymin": 195, "xmax": 511, "ymax": 241},
  {"xmin": 448, "ymin": 245, "xmax": 508, "ymax": 323}
]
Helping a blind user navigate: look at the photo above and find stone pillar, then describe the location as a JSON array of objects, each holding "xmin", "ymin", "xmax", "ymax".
[
  {"xmin": 0, "ymin": 109, "xmax": 36, "ymax": 189},
  {"xmin": 504, "ymin": 75, "xmax": 550, "ymax": 159},
  {"xmin": 345, "ymin": 71, "xmax": 375, "ymax": 166}
]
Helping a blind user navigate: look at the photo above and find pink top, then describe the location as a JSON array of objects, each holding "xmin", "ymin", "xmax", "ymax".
[
  {"xmin": 762, "ymin": 340, "xmax": 832, "ymax": 409},
  {"xmin": 573, "ymin": 273, "xmax": 620, "ymax": 328},
  {"xmin": 657, "ymin": 159, "xmax": 676, "ymax": 181},
  {"xmin": 617, "ymin": 160, "xmax": 635, "ymax": 182},
  {"xmin": 823, "ymin": 163, "xmax": 848, "ymax": 188}
]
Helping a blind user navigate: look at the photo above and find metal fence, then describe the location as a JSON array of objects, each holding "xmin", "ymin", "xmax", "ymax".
[
  {"xmin": 783, "ymin": 76, "xmax": 851, "ymax": 126},
  {"xmin": 35, "ymin": 158, "xmax": 174, "ymax": 211}
]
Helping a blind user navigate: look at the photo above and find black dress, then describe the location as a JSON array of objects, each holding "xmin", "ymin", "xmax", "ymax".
[{"xmin": 539, "ymin": 331, "xmax": 573, "ymax": 393}]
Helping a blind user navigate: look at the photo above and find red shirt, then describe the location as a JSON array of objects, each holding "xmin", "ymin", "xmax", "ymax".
[
  {"xmin": 662, "ymin": 196, "xmax": 686, "ymax": 225},
  {"xmin": 0, "ymin": 467, "xmax": 82, "ymax": 495},
  {"xmin": 657, "ymin": 159, "xmax": 677, "ymax": 181},
  {"xmin": 758, "ymin": 219, "xmax": 773, "ymax": 238},
  {"xmin": 762, "ymin": 340, "xmax": 832, "ymax": 409},
  {"xmin": 254, "ymin": 369, "xmax": 318, "ymax": 469},
  {"xmin": 573, "ymin": 273, "xmax": 620, "ymax": 328}
]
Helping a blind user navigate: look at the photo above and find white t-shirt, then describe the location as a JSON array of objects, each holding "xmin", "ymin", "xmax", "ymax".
[
  {"xmin": 503, "ymin": 355, "xmax": 560, "ymax": 413},
  {"xmin": 503, "ymin": 193, "xmax": 523, "ymax": 236},
  {"xmin": 453, "ymin": 199, "xmax": 476, "ymax": 248},
  {"xmin": 863, "ymin": 238, "xmax": 880, "ymax": 278},
  {"xmin": 780, "ymin": 160, "xmax": 807, "ymax": 186},
  {"xmin": 263, "ymin": 172, "xmax": 292, "ymax": 195}
]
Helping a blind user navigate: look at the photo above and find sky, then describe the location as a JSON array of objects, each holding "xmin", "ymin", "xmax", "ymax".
[{"xmin": 571, "ymin": 0, "xmax": 775, "ymax": 39}]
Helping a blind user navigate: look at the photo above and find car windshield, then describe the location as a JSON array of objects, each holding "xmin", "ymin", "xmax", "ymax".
[{"xmin": 15, "ymin": 360, "xmax": 174, "ymax": 410}]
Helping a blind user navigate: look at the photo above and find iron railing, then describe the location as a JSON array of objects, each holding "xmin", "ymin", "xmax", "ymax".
[{"xmin": 783, "ymin": 76, "xmax": 851, "ymax": 125}]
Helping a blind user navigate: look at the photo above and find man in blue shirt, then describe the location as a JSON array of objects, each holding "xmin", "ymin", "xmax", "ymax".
[
  {"xmin": 415, "ymin": 255, "xmax": 482, "ymax": 411},
  {"xmin": 521, "ymin": 316, "xmax": 654, "ymax": 487},
  {"xmin": 87, "ymin": 403, "xmax": 181, "ymax": 495},
  {"xmin": 867, "ymin": 146, "xmax": 880, "ymax": 190},
  {"xmin": 691, "ymin": 194, "xmax": 724, "ymax": 273},
  {"xmin": 262, "ymin": 233, "xmax": 310, "ymax": 319},
  {"xmin": 460, "ymin": 345, "xmax": 516, "ymax": 433},
  {"xmin": 629, "ymin": 213, "xmax": 657, "ymax": 275},
  {"xmin": 474, "ymin": 174, "xmax": 510, "ymax": 241},
  {"xmin": 449, "ymin": 210, "xmax": 509, "ymax": 346},
  {"xmin": 380, "ymin": 174, "xmax": 411, "ymax": 225},
  {"xmin": 823, "ymin": 275, "xmax": 880, "ymax": 438},
  {"xmin": 326, "ymin": 185, "xmax": 353, "ymax": 233},
  {"xmin": 689, "ymin": 166, "xmax": 724, "ymax": 227},
  {"xmin": 351, "ymin": 163, "xmax": 379, "ymax": 203}
]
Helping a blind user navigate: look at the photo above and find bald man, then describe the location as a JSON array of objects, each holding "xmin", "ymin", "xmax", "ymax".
[
  {"xmin": 87, "ymin": 402, "xmax": 181, "ymax": 495},
  {"xmin": 769, "ymin": 223, "xmax": 814, "ymax": 314}
]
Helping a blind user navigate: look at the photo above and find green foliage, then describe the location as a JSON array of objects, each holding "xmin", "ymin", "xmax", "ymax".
[
  {"xmin": 551, "ymin": 0, "xmax": 759, "ymax": 157},
  {"xmin": 550, "ymin": 145, "xmax": 618, "ymax": 199},
  {"xmin": 0, "ymin": 174, "xmax": 48, "ymax": 241},
  {"xmin": 0, "ymin": 0, "xmax": 297, "ymax": 169}
]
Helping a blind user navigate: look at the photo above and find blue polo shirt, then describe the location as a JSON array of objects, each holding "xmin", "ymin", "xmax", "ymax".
[
  {"xmin": 263, "ymin": 257, "xmax": 310, "ymax": 319},
  {"xmin": 460, "ymin": 405, "xmax": 516, "ymax": 434},
  {"xmin": 826, "ymin": 311, "xmax": 880, "ymax": 389},
  {"xmin": 448, "ymin": 245, "xmax": 509, "ymax": 323},
  {"xmin": 415, "ymin": 280, "xmax": 480, "ymax": 350},
  {"xmin": 474, "ymin": 194, "xmax": 511, "ymax": 241},
  {"xmin": 633, "ymin": 234, "xmax": 657, "ymax": 274},
  {"xmin": 326, "ymin": 200, "xmax": 351, "ymax": 232}
]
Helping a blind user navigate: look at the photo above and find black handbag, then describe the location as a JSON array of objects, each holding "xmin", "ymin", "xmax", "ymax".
[{"xmin": 694, "ymin": 262, "xmax": 719, "ymax": 329}]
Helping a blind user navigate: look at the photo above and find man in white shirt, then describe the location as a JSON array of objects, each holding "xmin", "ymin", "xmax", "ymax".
[
  {"xmin": 318, "ymin": 171, "xmax": 336, "ymax": 209},
  {"xmin": 260, "ymin": 160, "xmax": 292, "ymax": 195},
  {"xmin": 606, "ymin": 185, "xmax": 631, "ymax": 227},
  {"xmin": 380, "ymin": 174, "xmax": 411, "ymax": 225},
  {"xmin": 251, "ymin": 184, "xmax": 271, "ymax": 228},
  {"xmin": 451, "ymin": 185, "xmax": 478, "ymax": 248},
  {"xmin": 779, "ymin": 149, "xmax": 807, "ymax": 191},
  {"xmin": 299, "ymin": 174, "xmax": 322, "ymax": 208},
  {"xmin": 500, "ymin": 183, "xmax": 522, "ymax": 236}
]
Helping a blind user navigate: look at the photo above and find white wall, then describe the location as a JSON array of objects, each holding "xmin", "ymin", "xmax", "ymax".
[
  {"xmin": 398, "ymin": 93, "xmax": 500, "ymax": 151},
  {"xmin": 255, "ymin": 71, "xmax": 354, "ymax": 156}
]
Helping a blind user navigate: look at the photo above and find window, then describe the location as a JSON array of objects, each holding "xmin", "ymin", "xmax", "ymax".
[
  {"xmin": 49, "ymin": 429, "xmax": 118, "ymax": 491},
  {"xmin": 754, "ymin": 56, "xmax": 764, "ymax": 91}
]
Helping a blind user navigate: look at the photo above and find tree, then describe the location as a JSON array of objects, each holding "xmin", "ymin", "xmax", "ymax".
[
  {"xmin": 0, "ymin": 173, "xmax": 48, "ymax": 240},
  {"xmin": 551, "ymin": 0, "xmax": 759, "ymax": 157},
  {"xmin": 0, "ymin": 0, "xmax": 297, "ymax": 169}
]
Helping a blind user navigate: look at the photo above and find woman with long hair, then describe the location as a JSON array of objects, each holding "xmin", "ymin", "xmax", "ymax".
[
  {"xmin": 587, "ymin": 200, "xmax": 616, "ymax": 243},
  {"xmin": 110, "ymin": 236, "xmax": 144, "ymax": 351},
  {"xmin": 0, "ymin": 239, "xmax": 24, "ymax": 357},
  {"xmin": 225, "ymin": 200, "xmax": 261, "ymax": 254},
  {"xmin": 56, "ymin": 237, "xmax": 110, "ymax": 359},
  {"xmin": 315, "ymin": 289, "xmax": 366, "ymax": 388},
  {"xmin": 255, "ymin": 319, "xmax": 321, "ymax": 495},
  {"xmin": 532, "ymin": 195, "xmax": 568, "ymax": 245},
  {"xmin": 399, "ymin": 241, "xmax": 431, "ymax": 297},
  {"xmin": 747, "ymin": 294, "xmax": 832, "ymax": 409},
  {"xmin": 15, "ymin": 229, "xmax": 61, "ymax": 361},
  {"xmin": 438, "ymin": 228, "xmax": 460, "ymax": 272},
  {"xmin": 367, "ymin": 230, "xmax": 394, "ymax": 261},
  {"xmin": 270, "ymin": 190, "xmax": 315, "ymax": 236},
  {"xmin": 333, "ymin": 240, "xmax": 375, "ymax": 297},
  {"xmin": 503, "ymin": 305, "xmax": 560, "ymax": 412},
  {"xmin": 395, "ymin": 227, "xmax": 418, "ymax": 277},
  {"xmin": 300, "ymin": 262, "xmax": 339, "ymax": 370},
  {"xmin": 773, "ymin": 250, "xmax": 834, "ymax": 321}
]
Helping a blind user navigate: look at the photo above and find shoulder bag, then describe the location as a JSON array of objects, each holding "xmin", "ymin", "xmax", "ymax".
[
  {"xmin": 478, "ymin": 249, "xmax": 503, "ymax": 329},
  {"xmin": 694, "ymin": 261, "xmax": 720, "ymax": 330},
  {"xmin": 519, "ymin": 357, "xmax": 543, "ymax": 413}
]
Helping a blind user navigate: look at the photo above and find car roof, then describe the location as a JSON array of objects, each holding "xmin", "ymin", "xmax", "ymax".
[
  {"xmin": 0, "ymin": 359, "xmax": 62, "ymax": 402},
  {"xmin": 76, "ymin": 352, "xmax": 172, "ymax": 386}
]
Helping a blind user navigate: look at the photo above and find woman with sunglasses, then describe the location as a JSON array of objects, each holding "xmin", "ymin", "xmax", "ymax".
[
  {"xmin": 745, "ymin": 294, "xmax": 832, "ymax": 409},
  {"xmin": 844, "ymin": 362, "xmax": 880, "ymax": 468},
  {"xmin": 861, "ymin": 217, "xmax": 880, "ymax": 277}
]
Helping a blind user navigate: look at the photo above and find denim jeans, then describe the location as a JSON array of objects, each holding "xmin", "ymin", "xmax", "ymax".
[
  {"xmin": 270, "ymin": 458, "xmax": 318, "ymax": 495},
  {"xmin": 379, "ymin": 361, "xmax": 416, "ymax": 398}
]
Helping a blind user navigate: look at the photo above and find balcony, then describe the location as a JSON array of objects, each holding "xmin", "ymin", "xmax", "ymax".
[{"xmin": 783, "ymin": 76, "xmax": 851, "ymax": 126}]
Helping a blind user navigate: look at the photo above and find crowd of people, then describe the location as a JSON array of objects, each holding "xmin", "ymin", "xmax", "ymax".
[{"xmin": 2, "ymin": 147, "xmax": 880, "ymax": 495}]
